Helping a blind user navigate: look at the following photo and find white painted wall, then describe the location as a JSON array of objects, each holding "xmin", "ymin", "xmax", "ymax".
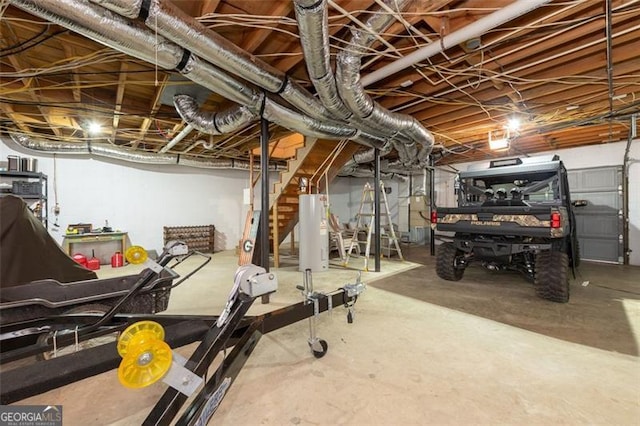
[
  {"xmin": 1, "ymin": 137, "xmax": 251, "ymax": 253},
  {"xmin": 5, "ymin": 134, "xmax": 638, "ymax": 264},
  {"xmin": 433, "ymin": 140, "xmax": 640, "ymax": 265},
  {"xmin": 329, "ymin": 176, "xmax": 401, "ymax": 231}
]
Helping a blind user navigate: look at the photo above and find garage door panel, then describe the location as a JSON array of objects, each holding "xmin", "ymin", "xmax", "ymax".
[
  {"xmin": 568, "ymin": 168, "xmax": 620, "ymax": 192},
  {"xmin": 572, "ymin": 192, "xmax": 622, "ymax": 210},
  {"xmin": 575, "ymin": 214, "xmax": 621, "ymax": 238},
  {"xmin": 568, "ymin": 166, "xmax": 622, "ymax": 264},
  {"xmin": 578, "ymin": 237, "xmax": 622, "ymax": 263}
]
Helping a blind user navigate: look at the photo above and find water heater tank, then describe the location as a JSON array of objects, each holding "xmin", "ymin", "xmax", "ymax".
[{"xmin": 299, "ymin": 194, "xmax": 329, "ymax": 272}]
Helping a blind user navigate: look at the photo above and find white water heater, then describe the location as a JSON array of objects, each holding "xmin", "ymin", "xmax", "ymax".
[{"xmin": 299, "ymin": 194, "xmax": 329, "ymax": 272}]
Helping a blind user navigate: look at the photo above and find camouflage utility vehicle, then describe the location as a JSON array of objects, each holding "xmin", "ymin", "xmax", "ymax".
[{"xmin": 431, "ymin": 155, "xmax": 579, "ymax": 303}]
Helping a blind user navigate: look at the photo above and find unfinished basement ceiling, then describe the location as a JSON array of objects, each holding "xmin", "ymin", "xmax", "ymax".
[{"xmin": 1, "ymin": 0, "xmax": 639, "ymax": 167}]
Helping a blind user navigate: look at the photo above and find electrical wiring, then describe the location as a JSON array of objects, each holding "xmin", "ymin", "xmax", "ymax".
[
  {"xmin": 0, "ymin": 49, "xmax": 125, "ymax": 78},
  {"xmin": 201, "ymin": 20, "xmax": 301, "ymax": 40},
  {"xmin": 403, "ymin": 2, "xmax": 626, "ymax": 90},
  {"xmin": 1, "ymin": 0, "xmax": 637, "ymax": 167},
  {"xmin": 0, "ymin": 76, "xmax": 190, "ymax": 95},
  {"xmin": 155, "ymin": 119, "xmax": 172, "ymax": 141},
  {"xmin": 372, "ymin": 0, "xmax": 433, "ymax": 51},
  {"xmin": 6, "ymin": 68, "xmax": 162, "ymax": 78},
  {"xmin": 415, "ymin": 4, "xmax": 640, "ymax": 98},
  {"xmin": 0, "ymin": 29, "xmax": 67, "ymax": 58},
  {"xmin": 0, "ymin": 0, "xmax": 10, "ymax": 19},
  {"xmin": 410, "ymin": 22, "xmax": 640, "ymax": 118},
  {"xmin": 0, "ymin": 23, "xmax": 49, "ymax": 53}
]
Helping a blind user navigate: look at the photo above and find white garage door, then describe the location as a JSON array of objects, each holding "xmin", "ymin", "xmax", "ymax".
[{"xmin": 568, "ymin": 166, "xmax": 623, "ymax": 263}]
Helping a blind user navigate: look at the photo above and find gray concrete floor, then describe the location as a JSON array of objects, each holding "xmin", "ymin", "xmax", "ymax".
[{"xmin": 14, "ymin": 246, "xmax": 640, "ymax": 425}]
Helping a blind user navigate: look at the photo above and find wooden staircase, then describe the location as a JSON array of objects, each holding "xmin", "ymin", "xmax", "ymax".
[{"xmin": 268, "ymin": 138, "xmax": 361, "ymax": 250}]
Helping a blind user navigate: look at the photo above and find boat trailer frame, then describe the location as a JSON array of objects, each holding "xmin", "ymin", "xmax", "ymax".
[{"xmin": 0, "ymin": 268, "xmax": 363, "ymax": 426}]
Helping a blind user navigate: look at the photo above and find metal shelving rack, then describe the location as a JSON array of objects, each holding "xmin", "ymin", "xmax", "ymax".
[{"xmin": 0, "ymin": 171, "xmax": 48, "ymax": 229}]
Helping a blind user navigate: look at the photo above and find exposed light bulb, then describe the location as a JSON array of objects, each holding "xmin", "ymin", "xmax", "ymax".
[
  {"xmin": 507, "ymin": 117, "xmax": 520, "ymax": 131},
  {"xmin": 88, "ymin": 122, "xmax": 101, "ymax": 134}
]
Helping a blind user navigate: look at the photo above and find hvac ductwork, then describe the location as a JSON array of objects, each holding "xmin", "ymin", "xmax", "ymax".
[
  {"xmin": 9, "ymin": 133, "xmax": 279, "ymax": 171},
  {"xmin": 91, "ymin": 0, "xmax": 395, "ymax": 147},
  {"xmin": 338, "ymin": 165, "xmax": 408, "ymax": 183},
  {"xmin": 334, "ymin": 0, "xmax": 434, "ymax": 168},
  {"xmin": 295, "ymin": 0, "xmax": 433, "ymax": 172},
  {"xmin": 93, "ymin": 0, "xmax": 337, "ymax": 122},
  {"xmin": 13, "ymin": 0, "xmax": 374, "ymax": 146},
  {"xmin": 14, "ymin": 0, "xmax": 433, "ymax": 171},
  {"xmin": 173, "ymin": 95, "xmax": 254, "ymax": 135}
]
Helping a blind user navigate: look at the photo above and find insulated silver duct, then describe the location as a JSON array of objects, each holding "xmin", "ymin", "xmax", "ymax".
[
  {"xmin": 9, "ymin": 133, "xmax": 279, "ymax": 170},
  {"xmin": 294, "ymin": 0, "xmax": 433, "ymax": 168},
  {"xmin": 338, "ymin": 141, "xmax": 393, "ymax": 174},
  {"xmin": 12, "ymin": 0, "xmax": 370, "ymax": 146},
  {"xmin": 180, "ymin": 55, "xmax": 359, "ymax": 140},
  {"xmin": 91, "ymin": 0, "xmax": 394, "ymax": 148},
  {"xmin": 337, "ymin": 165, "xmax": 408, "ymax": 182},
  {"xmin": 263, "ymin": 100, "xmax": 357, "ymax": 140},
  {"xmin": 335, "ymin": 0, "xmax": 434, "ymax": 167},
  {"xmin": 294, "ymin": 0, "xmax": 352, "ymax": 119},
  {"xmin": 93, "ymin": 0, "xmax": 336, "ymax": 122},
  {"xmin": 173, "ymin": 95, "xmax": 254, "ymax": 135},
  {"xmin": 11, "ymin": 0, "xmax": 181, "ymax": 69}
]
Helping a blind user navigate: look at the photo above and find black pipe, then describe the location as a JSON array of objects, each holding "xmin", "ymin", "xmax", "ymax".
[
  {"xmin": 429, "ymin": 158, "xmax": 435, "ymax": 256},
  {"xmin": 374, "ymin": 148, "xmax": 381, "ymax": 272},
  {"xmin": 260, "ymin": 118, "xmax": 270, "ymax": 272},
  {"xmin": 622, "ymin": 114, "xmax": 636, "ymax": 265}
]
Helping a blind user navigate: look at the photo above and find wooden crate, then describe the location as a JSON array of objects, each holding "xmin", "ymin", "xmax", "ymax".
[{"xmin": 163, "ymin": 225, "xmax": 215, "ymax": 253}]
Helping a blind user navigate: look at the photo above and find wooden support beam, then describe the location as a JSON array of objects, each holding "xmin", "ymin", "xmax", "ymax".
[
  {"xmin": 112, "ymin": 62, "xmax": 128, "ymax": 142},
  {"xmin": 240, "ymin": 1, "xmax": 292, "ymax": 54},
  {"xmin": 199, "ymin": 0, "xmax": 221, "ymax": 17},
  {"xmin": 135, "ymin": 74, "xmax": 170, "ymax": 147}
]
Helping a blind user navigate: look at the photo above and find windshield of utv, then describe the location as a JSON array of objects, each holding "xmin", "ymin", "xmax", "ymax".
[{"xmin": 458, "ymin": 169, "xmax": 560, "ymax": 207}]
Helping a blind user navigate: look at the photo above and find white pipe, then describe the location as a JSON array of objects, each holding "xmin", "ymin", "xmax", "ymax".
[
  {"xmin": 361, "ymin": 0, "xmax": 551, "ymax": 87},
  {"xmin": 159, "ymin": 123, "xmax": 194, "ymax": 153}
]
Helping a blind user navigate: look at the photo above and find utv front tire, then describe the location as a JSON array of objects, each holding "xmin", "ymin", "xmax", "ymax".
[
  {"xmin": 436, "ymin": 242, "xmax": 465, "ymax": 281},
  {"xmin": 534, "ymin": 251, "xmax": 570, "ymax": 303}
]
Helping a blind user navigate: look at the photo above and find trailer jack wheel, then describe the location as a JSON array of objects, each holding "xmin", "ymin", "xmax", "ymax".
[{"xmin": 309, "ymin": 339, "xmax": 328, "ymax": 358}]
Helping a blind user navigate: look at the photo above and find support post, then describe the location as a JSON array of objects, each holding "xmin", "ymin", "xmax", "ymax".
[
  {"xmin": 429, "ymin": 158, "xmax": 435, "ymax": 256},
  {"xmin": 260, "ymin": 118, "xmax": 270, "ymax": 303},
  {"xmin": 374, "ymin": 148, "xmax": 381, "ymax": 272}
]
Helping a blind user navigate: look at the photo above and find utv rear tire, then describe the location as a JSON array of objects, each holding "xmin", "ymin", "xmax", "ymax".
[
  {"xmin": 534, "ymin": 251, "xmax": 570, "ymax": 303},
  {"xmin": 436, "ymin": 242, "xmax": 465, "ymax": 281}
]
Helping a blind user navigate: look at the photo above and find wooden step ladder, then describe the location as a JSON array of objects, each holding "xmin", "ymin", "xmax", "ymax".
[{"xmin": 345, "ymin": 181, "xmax": 404, "ymax": 270}]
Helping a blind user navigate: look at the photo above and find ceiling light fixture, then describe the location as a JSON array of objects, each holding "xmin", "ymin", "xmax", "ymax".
[
  {"xmin": 507, "ymin": 117, "xmax": 521, "ymax": 131},
  {"xmin": 488, "ymin": 129, "xmax": 510, "ymax": 150},
  {"xmin": 88, "ymin": 122, "xmax": 101, "ymax": 135}
]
